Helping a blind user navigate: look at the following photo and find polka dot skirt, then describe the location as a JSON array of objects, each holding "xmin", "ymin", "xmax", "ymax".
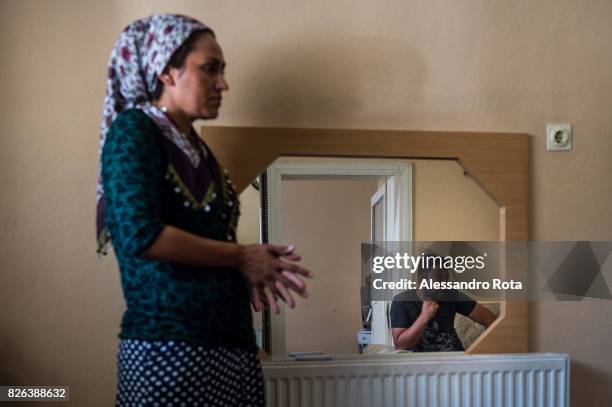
[{"xmin": 116, "ymin": 339, "xmax": 265, "ymax": 406}]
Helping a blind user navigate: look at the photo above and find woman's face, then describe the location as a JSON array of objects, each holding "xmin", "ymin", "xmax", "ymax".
[{"xmin": 166, "ymin": 33, "xmax": 229, "ymax": 120}]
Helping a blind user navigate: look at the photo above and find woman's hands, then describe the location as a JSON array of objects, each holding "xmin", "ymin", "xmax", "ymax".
[
  {"xmin": 142, "ymin": 226, "xmax": 312, "ymax": 313},
  {"xmin": 238, "ymin": 244, "xmax": 312, "ymax": 314}
]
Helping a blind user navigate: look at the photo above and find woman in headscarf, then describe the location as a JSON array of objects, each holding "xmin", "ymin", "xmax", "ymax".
[{"xmin": 98, "ymin": 14, "xmax": 311, "ymax": 406}]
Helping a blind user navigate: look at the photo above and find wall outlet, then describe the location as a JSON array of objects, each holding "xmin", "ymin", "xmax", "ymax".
[{"xmin": 546, "ymin": 124, "xmax": 572, "ymax": 151}]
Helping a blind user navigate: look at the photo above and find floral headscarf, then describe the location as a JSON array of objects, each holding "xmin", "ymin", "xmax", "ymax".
[{"xmin": 97, "ymin": 14, "xmax": 213, "ymax": 254}]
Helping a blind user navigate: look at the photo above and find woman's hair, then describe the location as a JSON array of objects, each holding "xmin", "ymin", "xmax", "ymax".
[{"xmin": 151, "ymin": 28, "xmax": 215, "ymax": 100}]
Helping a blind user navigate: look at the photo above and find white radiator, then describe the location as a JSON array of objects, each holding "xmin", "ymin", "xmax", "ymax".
[{"xmin": 262, "ymin": 353, "xmax": 569, "ymax": 407}]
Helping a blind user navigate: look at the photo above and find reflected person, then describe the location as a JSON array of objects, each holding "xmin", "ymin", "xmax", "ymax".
[{"xmin": 390, "ymin": 255, "xmax": 496, "ymax": 352}]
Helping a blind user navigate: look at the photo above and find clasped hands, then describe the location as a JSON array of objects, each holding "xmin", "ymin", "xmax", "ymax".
[{"xmin": 238, "ymin": 244, "xmax": 312, "ymax": 314}]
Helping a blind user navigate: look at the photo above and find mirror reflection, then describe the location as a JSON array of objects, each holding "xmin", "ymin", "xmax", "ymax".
[{"xmin": 238, "ymin": 157, "xmax": 500, "ymax": 356}]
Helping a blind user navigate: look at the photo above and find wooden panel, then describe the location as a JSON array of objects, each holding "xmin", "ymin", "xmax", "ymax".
[{"xmin": 202, "ymin": 125, "xmax": 529, "ymax": 354}]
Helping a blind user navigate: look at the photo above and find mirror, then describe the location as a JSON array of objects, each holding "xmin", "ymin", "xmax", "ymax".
[
  {"xmin": 203, "ymin": 124, "xmax": 529, "ymax": 355},
  {"xmin": 238, "ymin": 156, "xmax": 501, "ymax": 356}
]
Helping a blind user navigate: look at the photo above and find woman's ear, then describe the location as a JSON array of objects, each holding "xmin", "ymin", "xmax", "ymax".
[{"xmin": 157, "ymin": 70, "xmax": 176, "ymax": 87}]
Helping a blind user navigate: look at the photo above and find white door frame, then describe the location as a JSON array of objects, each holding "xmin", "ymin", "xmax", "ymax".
[
  {"xmin": 265, "ymin": 156, "xmax": 412, "ymax": 356},
  {"xmin": 370, "ymin": 177, "xmax": 407, "ymax": 346},
  {"xmin": 370, "ymin": 182, "xmax": 388, "ymax": 346},
  {"xmin": 370, "ymin": 183, "xmax": 387, "ymax": 242}
]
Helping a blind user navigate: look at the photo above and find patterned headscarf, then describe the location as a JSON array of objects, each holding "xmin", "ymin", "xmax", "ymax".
[{"xmin": 97, "ymin": 14, "xmax": 213, "ymax": 254}]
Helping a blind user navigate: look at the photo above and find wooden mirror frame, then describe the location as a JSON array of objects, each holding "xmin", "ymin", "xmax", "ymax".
[{"xmin": 202, "ymin": 126, "xmax": 528, "ymax": 354}]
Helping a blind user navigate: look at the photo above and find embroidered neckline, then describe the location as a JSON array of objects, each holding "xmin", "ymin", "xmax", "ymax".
[
  {"xmin": 137, "ymin": 103, "xmax": 206, "ymax": 167},
  {"xmin": 163, "ymin": 162, "xmax": 240, "ymax": 238},
  {"xmin": 166, "ymin": 165, "xmax": 216, "ymax": 210}
]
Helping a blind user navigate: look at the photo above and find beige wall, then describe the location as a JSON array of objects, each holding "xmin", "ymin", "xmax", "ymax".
[
  {"xmin": 237, "ymin": 184, "xmax": 261, "ymax": 246},
  {"xmin": 412, "ymin": 160, "xmax": 499, "ymax": 241},
  {"xmin": 1, "ymin": 0, "xmax": 611, "ymax": 405},
  {"xmin": 281, "ymin": 179, "xmax": 376, "ymax": 354}
]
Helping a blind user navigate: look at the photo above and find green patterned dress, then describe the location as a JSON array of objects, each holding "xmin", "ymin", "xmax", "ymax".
[{"xmin": 101, "ymin": 108, "xmax": 256, "ymax": 352}]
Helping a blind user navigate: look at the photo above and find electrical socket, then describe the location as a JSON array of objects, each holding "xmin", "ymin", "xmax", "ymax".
[{"xmin": 546, "ymin": 124, "xmax": 572, "ymax": 151}]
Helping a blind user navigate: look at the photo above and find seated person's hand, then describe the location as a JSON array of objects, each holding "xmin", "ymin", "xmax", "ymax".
[{"xmin": 420, "ymin": 300, "xmax": 439, "ymax": 321}]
